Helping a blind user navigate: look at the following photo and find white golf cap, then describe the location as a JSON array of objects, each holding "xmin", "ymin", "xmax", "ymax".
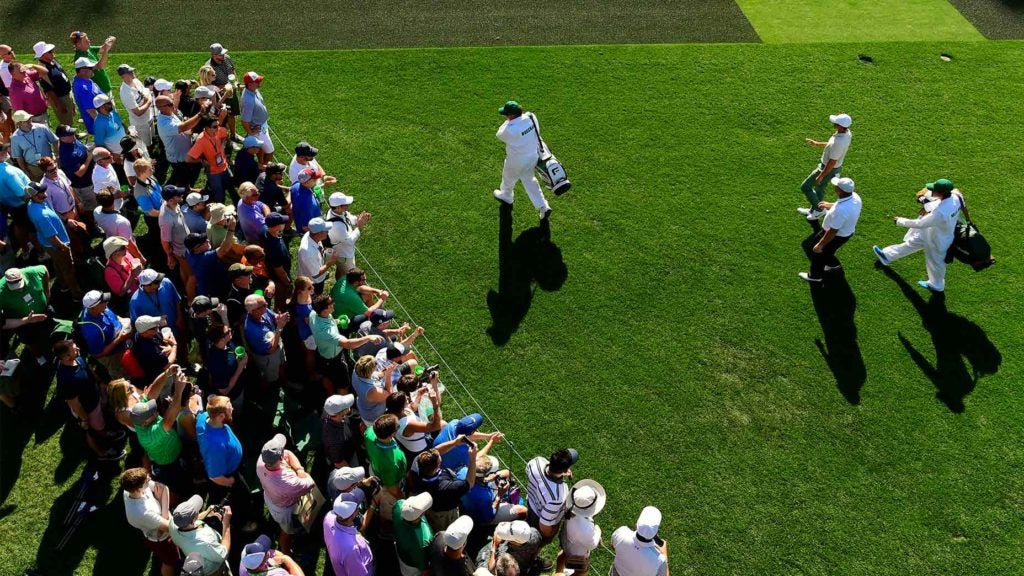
[
  {"xmin": 82, "ymin": 290, "xmax": 111, "ymax": 309},
  {"xmin": 829, "ymin": 113, "xmax": 852, "ymax": 128},
  {"xmin": 495, "ymin": 520, "xmax": 531, "ymax": 545},
  {"xmin": 635, "ymin": 506, "xmax": 662, "ymax": 546},
  {"xmin": 92, "ymin": 94, "xmax": 111, "ymax": 108},
  {"xmin": 307, "ymin": 217, "xmax": 329, "ymax": 234},
  {"xmin": 33, "ymin": 41, "xmax": 56, "ymax": 59},
  {"xmin": 328, "ymin": 192, "xmax": 354, "ymax": 207},
  {"xmin": 135, "ymin": 315, "xmax": 166, "ymax": 333},
  {"xmin": 4, "ymin": 268, "xmax": 24, "ymax": 290},
  {"xmin": 830, "ymin": 177, "xmax": 855, "ymax": 193},
  {"xmin": 138, "ymin": 269, "xmax": 164, "ymax": 286},
  {"xmin": 400, "ymin": 492, "xmax": 433, "ymax": 522},
  {"xmin": 73, "ymin": 57, "xmax": 96, "ymax": 69},
  {"xmin": 185, "ymin": 192, "xmax": 209, "ymax": 207},
  {"xmin": 324, "ymin": 394, "xmax": 355, "ymax": 416},
  {"xmin": 154, "ymin": 78, "xmax": 172, "ymax": 91},
  {"xmin": 443, "ymin": 515, "xmax": 474, "ymax": 549},
  {"xmin": 332, "ymin": 491, "xmax": 364, "ymax": 519},
  {"xmin": 330, "ymin": 466, "xmax": 366, "ymax": 491}
]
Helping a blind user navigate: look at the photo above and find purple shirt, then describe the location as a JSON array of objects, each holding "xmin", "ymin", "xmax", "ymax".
[
  {"xmin": 324, "ymin": 515, "xmax": 374, "ymax": 576},
  {"xmin": 237, "ymin": 198, "xmax": 267, "ymax": 243}
]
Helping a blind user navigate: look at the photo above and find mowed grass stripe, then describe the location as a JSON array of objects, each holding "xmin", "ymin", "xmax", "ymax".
[
  {"xmin": 0, "ymin": 0, "xmax": 758, "ymax": 52},
  {"xmin": 2, "ymin": 42, "xmax": 1024, "ymax": 575},
  {"xmin": 736, "ymin": 0, "xmax": 983, "ymax": 42}
]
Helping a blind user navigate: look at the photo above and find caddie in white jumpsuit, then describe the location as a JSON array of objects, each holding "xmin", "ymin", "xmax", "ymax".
[
  {"xmin": 492, "ymin": 100, "xmax": 551, "ymax": 220},
  {"xmin": 873, "ymin": 178, "xmax": 960, "ymax": 292}
]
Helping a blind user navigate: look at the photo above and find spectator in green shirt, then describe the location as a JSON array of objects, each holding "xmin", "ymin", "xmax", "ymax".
[
  {"xmin": 393, "ymin": 492, "xmax": 434, "ymax": 573},
  {"xmin": 0, "ymin": 266, "xmax": 53, "ymax": 363},
  {"xmin": 364, "ymin": 413, "xmax": 407, "ymax": 537},
  {"xmin": 330, "ymin": 267, "xmax": 390, "ymax": 324},
  {"xmin": 132, "ymin": 365, "xmax": 190, "ymax": 501},
  {"xmin": 70, "ymin": 31, "xmax": 116, "ymax": 93}
]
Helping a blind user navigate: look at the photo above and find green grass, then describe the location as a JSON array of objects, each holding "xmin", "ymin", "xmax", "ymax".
[
  {"xmin": 0, "ymin": 0, "xmax": 757, "ymax": 51},
  {"xmin": 736, "ymin": 0, "xmax": 984, "ymax": 42},
  {"xmin": 4, "ymin": 40, "xmax": 1024, "ymax": 575}
]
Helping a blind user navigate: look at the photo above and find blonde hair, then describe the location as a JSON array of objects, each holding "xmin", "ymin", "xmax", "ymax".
[
  {"xmin": 239, "ymin": 181, "xmax": 258, "ymax": 198},
  {"xmin": 354, "ymin": 355, "xmax": 377, "ymax": 378},
  {"xmin": 207, "ymin": 395, "xmax": 231, "ymax": 417},
  {"xmin": 108, "ymin": 379, "xmax": 134, "ymax": 411},
  {"xmin": 133, "ymin": 158, "xmax": 152, "ymax": 174},
  {"xmin": 198, "ymin": 65, "xmax": 216, "ymax": 86}
]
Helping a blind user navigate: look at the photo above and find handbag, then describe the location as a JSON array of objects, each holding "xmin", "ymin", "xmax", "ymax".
[
  {"xmin": 293, "ymin": 485, "xmax": 326, "ymax": 532},
  {"xmin": 527, "ymin": 113, "xmax": 572, "ymax": 196}
]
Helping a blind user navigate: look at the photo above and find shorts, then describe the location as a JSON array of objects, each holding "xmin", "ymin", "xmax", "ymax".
[
  {"xmin": 379, "ymin": 489, "xmax": 397, "ymax": 522},
  {"xmin": 253, "ymin": 347, "xmax": 284, "ymax": 381},
  {"xmin": 302, "ymin": 334, "xmax": 317, "ymax": 351},
  {"xmin": 250, "ymin": 125, "xmax": 274, "ymax": 153},
  {"xmin": 266, "ymin": 498, "xmax": 303, "ymax": 535},
  {"xmin": 145, "ymin": 536, "xmax": 181, "ymax": 566}
]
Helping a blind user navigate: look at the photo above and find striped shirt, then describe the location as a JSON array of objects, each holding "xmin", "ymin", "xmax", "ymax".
[{"xmin": 526, "ymin": 456, "xmax": 568, "ymax": 527}]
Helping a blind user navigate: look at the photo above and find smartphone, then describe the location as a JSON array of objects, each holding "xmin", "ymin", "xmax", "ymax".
[{"xmin": 460, "ymin": 436, "xmax": 475, "ymax": 446}]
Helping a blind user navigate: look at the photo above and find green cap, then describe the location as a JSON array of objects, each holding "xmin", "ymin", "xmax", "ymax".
[
  {"xmin": 498, "ymin": 100, "xmax": 522, "ymax": 116},
  {"xmin": 926, "ymin": 179, "xmax": 954, "ymax": 194},
  {"xmin": 254, "ymin": 289, "xmax": 264, "ymax": 297}
]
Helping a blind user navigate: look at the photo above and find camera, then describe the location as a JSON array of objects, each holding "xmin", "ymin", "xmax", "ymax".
[
  {"xmin": 496, "ymin": 478, "xmax": 509, "ymax": 490},
  {"xmin": 417, "ymin": 364, "xmax": 440, "ymax": 384}
]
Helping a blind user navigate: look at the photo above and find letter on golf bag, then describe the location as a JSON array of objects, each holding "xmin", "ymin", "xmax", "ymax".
[{"xmin": 527, "ymin": 113, "xmax": 571, "ymax": 196}]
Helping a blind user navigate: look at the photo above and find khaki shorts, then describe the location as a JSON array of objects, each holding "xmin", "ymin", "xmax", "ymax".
[
  {"xmin": 253, "ymin": 347, "xmax": 284, "ymax": 381},
  {"xmin": 266, "ymin": 498, "xmax": 303, "ymax": 535}
]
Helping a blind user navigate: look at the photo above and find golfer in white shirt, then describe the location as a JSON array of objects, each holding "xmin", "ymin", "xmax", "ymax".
[
  {"xmin": 799, "ymin": 177, "xmax": 862, "ymax": 283},
  {"xmin": 492, "ymin": 100, "xmax": 551, "ymax": 220},
  {"xmin": 799, "ymin": 113, "xmax": 852, "ymax": 221}
]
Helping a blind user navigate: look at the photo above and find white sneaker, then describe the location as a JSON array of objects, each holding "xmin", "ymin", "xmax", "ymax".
[
  {"xmin": 806, "ymin": 209, "xmax": 825, "ymax": 220},
  {"xmin": 797, "ymin": 207, "xmax": 812, "ymax": 215},
  {"xmin": 798, "ymin": 272, "xmax": 822, "ymax": 283},
  {"xmin": 492, "ymin": 189, "xmax": 513, "ymax": 204}
]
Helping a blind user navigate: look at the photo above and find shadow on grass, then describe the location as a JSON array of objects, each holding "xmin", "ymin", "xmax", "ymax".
[
  {"xmin": 486, "ymin": 203, "xmax": 567, "ymax": 346},
  {"xmin": 800, "ymin": 230, "xmax": 866, "ymax": 404},
  {"xmin": 0, "ymin": 354, "xmax": 55, "ymax": 507},
  {"xmin": 879, "ymin": 265, "xmax": 1002, "ymax": 413}
]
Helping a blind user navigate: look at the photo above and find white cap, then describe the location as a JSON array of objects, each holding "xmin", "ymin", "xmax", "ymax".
[
  {"xmin": 185, "ymin": 192, "xmax": 209, "ymax": 207},
  {"xmin": 332, "ymin": 492, "xmax": 362, "ymax": 519},
  {"xmin": 73, "ymin": 57, "xmax": 96, "ymax": 69},
  {"xmin": 82, "ymin": 290, "xmax": 110, "ymax": 309},
  {"xmin": 33, "ymin": 41, "xmax": 56, "ymax": 59},
  {"xmin": 635, "ymin": 506, "xmax": 662, "ymax": 546},
  {"xmin": 307, "ymin": 217, "xmax": 329, "ymax": 234},
  {"xmin": 829, "ymin": 113, "xmax": 852, "ymax": 128},
  {"xmin": 138, "ymin": 269, "xmax": 163, "ymax": 286},
  {"xmin": 324, "ymin": 394, "xmax": 355, "ymax": 416},
  {"xmin": 400, "ymin": 492, "xmax": 433, "ymax": 522},
  {"xmin": 569, "ymin": 479, "xmax": 606, "ymax": 518},
  {"xmin": 92, "ymin": 94, "xmax": 111, "ymax": 108},
  {"xmin": 328, "ymin": 192, "xmax": 354, "ymax": 207},
  {"xmin": 443, "ymin": 515, "xmax": 474, "ymax": 549},
  {"xmin": 495, "ymin": 520, "xmax": 532, "ymax": 545},
  {"xmin": 830, "ymin": 177, "xmax": 855, "ymax": 193},
  {"xmin": 135, "ymin": 315, "xmax": 166, "ymax": 333},
  {"xmin": 154, "ymin": 78, "xmax": 172, "ymax": 91},
  {"xmin": 330, "ymin": 466, "xmax": 365, "ymax": 491},
  {"xmin": 194, "ymin": 86, "xmax": 215, "ymax": 99}
]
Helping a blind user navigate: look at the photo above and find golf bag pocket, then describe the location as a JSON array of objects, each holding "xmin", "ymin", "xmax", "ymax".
[{"xmin": 536, "ymin": 153, "xmax": 571, "ymax": 195}]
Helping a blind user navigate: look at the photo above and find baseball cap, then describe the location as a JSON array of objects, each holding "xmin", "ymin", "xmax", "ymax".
[
  {"xmin": 92, "ymin": 94, "xmax": 111, "ymax": 108},
  {"xmin": 243, "ymin": 136, "xmax": 261, "ymax": 149},
  {"xmin": 261, "ymin": 433, "xmax": 286, "ymax": 466},
  {"xmin": 135, "ymin": 315, "xmax": 166, "ymax": 333},
  {"xmin": 172, "ymin": 494, "xmax": 204, "ymax": 528},
  {"xmin": 12, "ymin": 110, "xmax": 32, "ymax": 123},
  {"xmin": 635, "ymin": 506, "xmax": 662, "ymax": 545},
  {"xmin": 229, "ymin": 263, "xmax": 254, "ymax": 278},
  {"xmin": 160, "ymin": 184, "xmax": 186, "ymax": 200},
  {"xmin": 294, "ymin": 141, "xmax": 319, "ymax": 157},
  {"xmin": 102, "ymin": 236, "xmax": 130, "ymax": 259},
  {"xmin": 116, "ymin": 64, "xmax": 135, "ymax": 75},
  {"xmin": 401, "ymin": 492, "xmax": 433, "ymax": 521},
  {"xmin": 265, "ymin": 162, "xmax": 287, "ymax": 176},
  {"xmin": 138, "ymin": 269, "xmax": 165, "ymax": 286},
  {"xmin": 190, "ymin": 295, "xmax": 219, "ymax": 313},
  {"xmin": 82, "ymin": 290, "xmax": 111, "ymax": 309},
  {"xmin": 324, "ymin": 394, "xmax": 355, "ymax": 416},
  {"xmin": 209, "ymin": 43, "xmax": 228, "ymax": 56},
  {"xmin": 829, "ymin": 113, "xmax": 852, "ymax": 128},
  {"xmin": 129, "ymin": 399, "xmax": 158, "ymax": 425},
  {"xmin": 26, "ymin": 181, "xmax": 48, "ymax": 196},
  {"xmin": 332, "ymin": 492, "xmax": 363, "ymax": 519},
  {"xmin": 498, "ymin": 100, "xmax": 523, "ymax": 115},
  {"xmin": 307, "ymin": 217, "xmax": 329, "ymax": 234},
  {"xmin": 495, "ymin": 520, "xmax": 531, "ymax": 545},
  {"xmin": 194, "ymin": 86, "xmax": 214, "ymax": 99},
  {"xmin": 153, "ymin": 78, "xmax": 173, "ymax": 91},
  {"xmin": 830, "ymin": 177, "xmax": 855, "ymax": 193},
  {"xmin": 119, "ymin": 135, "xmax": 137, "ymax": 153},
  {"xmin": 443, "ymin": 515, "xmax": 474, "ymax": 549},
  {"xmin": 569, "ymin": 479, "xmax": 607, "ymax": 518},
  {"xmin": 328, "ymin": 192, "xmax": 355, "ymax": 207},
  {"xmin": 243, "ymin": 71, "xmax": 263, "ymax": 84},
  {"xmin": 385, "ymin": 342, "xmax": 407, "ymax": 360},
  {"xmin": 296, "ymin": 167, "xmax": 323, "ymax": 184},
  {"xmin": 33, "ymin": 41, "xmax": 56, "ymax": 59},
  {"xmin": 330, "ymin": 466, "xmax": 366, "ymax": 491},
  {"xmin": 185, "ymin": 192, "xmax": 209, "ymax": 207},
  {"xmin": 73, "ymin": 56, "xmax": 96, "ymax": 69},
  {"xmin": 181, "ymin": 552, "xmax": 206, "ymax": 576},
  {"xmin": 549, "ymin": 448, "xmax": 579, "ymax": 474},
  {"xmin": 4, "ymin": 269, "xmax": 25, "ymax": 290},
  {"xmin": 926, "ymin": 178, "xmax": 954, "ymax": 194},
  {"xmin": 240, "ymin": 535, "xmax": 273, "ymax": 571},
  {"xmin": 454, "ymin": 413, "xmax": 483, "ymax": 435},
  {"xmin": 265, "ymin": 212, "xmax": 289, "ymax": 227},
  {"xmin": 369, "ymin": 309, "xmax": 395, "ymax": 327},
  {"xmin": 55, "ymin": 125, "xmax": 77, "ymax": 138}
]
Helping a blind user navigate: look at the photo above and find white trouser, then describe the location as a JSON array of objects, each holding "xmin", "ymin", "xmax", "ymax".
[
  {"xmin": 881, "ymin": 229, "xmax": 949, "ymax": 291},
  {"xmin": 500, "ymin": 153, "xmax": 549, "ymax": 211},
  {"xmin": 130, "ymin": 118, "xmax": 154, "ymax": 147}
]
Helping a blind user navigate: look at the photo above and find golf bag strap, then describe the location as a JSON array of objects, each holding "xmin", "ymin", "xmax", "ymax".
[{"xmin": 527, "ymin": 112, "xmax": 546, "ymax": 157}]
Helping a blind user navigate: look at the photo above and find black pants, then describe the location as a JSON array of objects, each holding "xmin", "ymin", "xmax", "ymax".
[
  {"xmin": 168, "ymin": 162, "xmax": 201, "ymax": 188},
  {"xmin": 206, "ymin": 469, "xmax": 255, "ymax": 526},
  {"xmin": 810, "ymin": 231, "xmax": 852, "ymax": 279}
]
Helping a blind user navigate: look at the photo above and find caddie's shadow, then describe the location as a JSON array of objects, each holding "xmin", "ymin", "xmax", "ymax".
[
  {"xmin": 486, "ymin": 203, "xmax": 567, "ymax": 346},
  {"xmin": 880, "ymin": 266, "xmax": 1002, "ymax": 413},
  {"xmin": 801, "ymin": 233, "xmax": 866, "ymax": 404}
]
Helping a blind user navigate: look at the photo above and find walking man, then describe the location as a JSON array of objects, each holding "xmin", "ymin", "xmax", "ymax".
[
  {"xmin": 492, "ymin": 100, "xmax": 551, "ymax": 220},
  {"xmin": 873, "ymin": 178, "xmax": 960, "ymax": 292},
  {"xmin": 798, "ymin": 177, "xmax": 862, "ymax": 284},
  {"xmin": 799, "ymin": 113, "xmax": 852, "ymax": 221}
]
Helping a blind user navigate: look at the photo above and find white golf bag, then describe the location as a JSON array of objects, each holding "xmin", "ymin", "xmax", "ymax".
[{"xmin": 527, "ymin": 113, "xmax": 571, "ymax": 196}]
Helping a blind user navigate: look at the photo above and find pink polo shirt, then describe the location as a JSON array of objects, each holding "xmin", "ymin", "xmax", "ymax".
[
  {"xmin": 256, "ymin": 451, "xmax": 316, "ymax": 507},
  {"xmin": 9, "ymin": 70, "xmax": 48, "ymax": 116}
]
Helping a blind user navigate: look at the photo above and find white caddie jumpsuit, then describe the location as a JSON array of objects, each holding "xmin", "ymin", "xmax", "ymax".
[
  {"xmin": 881, "ymin": 196, "xmax": 961, "ymax": 291},
  {"xmin": 496, "ymin": 112, "xmax": 550, "ymax": 212}
]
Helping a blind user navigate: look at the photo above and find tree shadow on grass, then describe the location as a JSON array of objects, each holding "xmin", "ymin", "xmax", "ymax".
[
  {"xmin": 879, "ymin": 265, "xmax": 1002, "ymax": 413},
  {"xmin": 486, "ymin": 203, "xmax": 567, "ymax": 346},
  {"xmin": 800, "ymin": 231, "xmax": 866, "ymax": 404}
]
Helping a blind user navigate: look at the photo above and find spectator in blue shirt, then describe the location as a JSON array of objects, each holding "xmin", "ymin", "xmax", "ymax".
[
  {"xmin": 290, "ymin": 167, "xmax": 323, "ymax": 234},
  {"xmin": 260, "ymin": 211, "xmax": 292, "ymax": 310},
  {"xmin": 91, "ymin": 94, "xmax": 126, "ymax": 155},
  {"xmin": 183, "ymin": 193, "xmax": 209, "ymax": 234},
  {"xmin": 197, "ymin": 394, "xmax": 256, "ymax": 530},
  {"xmin": 243, "ymin": 293, "xmax": 289, "ymax": 385},
  {"xmin": 56, "ymin": 125, "xmax": 96, "ymax": 211},
  {"xmin": 71, "ymin": 58, "xmax": 103, "ymax": 134},
  {"xmin": 232, "ymin": 136, "xmax": 262, "ymax": 187},
  {"xmin": 154, "ymin": 94, "xmax": 203, "ymax": 188},
  {"xmin": 79, "ymin": 290, "xmax": 132, "ymax": 380},
  {"xmin": 9, "ymin": 113, "xmax": 57, "ymax": 180},
  {"xmin": 0, "ymin": 144, "xmax": 30, "ymax": 208},
  {"xmin": 183, "ymin": 227, "xmax": 235, "ymax": 300},
  {"xmin": 432, "ymin": 414, "xmax": 488, "ymax": 471},
  {"xmin": 129, "ymin": 269, "xmax": 184, "ymax": 335},
  {"xmin": 26, "ymin": 182, "xmax": 82, "ymax": 298}
]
